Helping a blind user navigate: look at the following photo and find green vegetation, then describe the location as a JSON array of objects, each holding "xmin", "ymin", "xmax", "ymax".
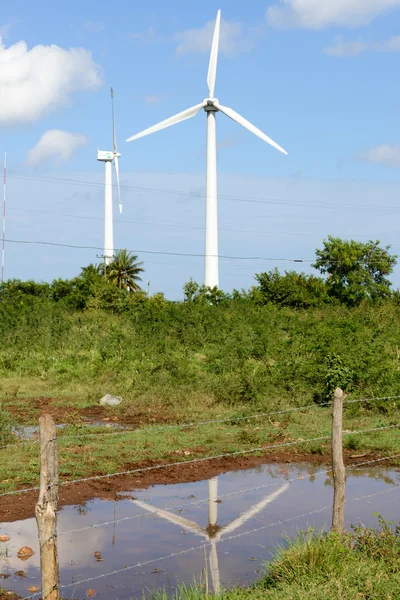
[
  {"xmin": 149, "ymin": 517, "xmax": 400, "ymax": 600},
  {"xmin": 0, "ymin": 237, "xmax": 400, "ymax": 494}
]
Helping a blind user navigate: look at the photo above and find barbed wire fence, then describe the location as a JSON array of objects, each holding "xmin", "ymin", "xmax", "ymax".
[{"xmin": 0, "ymin": 389, "xmax": 399, "ymax": 600}]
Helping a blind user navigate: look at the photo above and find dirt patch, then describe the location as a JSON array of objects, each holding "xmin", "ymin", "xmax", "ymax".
[
  {"xmin": 5, "ymin": 396, "xmax": 175, "ymax": 428},
  {"xmin": 0, "ymin": 449, "xmax": 394, "ymax": 524},
  {"xmin": 0, "ymin": 592, "xmax": 20, "ymax": 600}
]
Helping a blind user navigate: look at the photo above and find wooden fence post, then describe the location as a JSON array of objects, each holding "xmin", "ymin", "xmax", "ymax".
[
  {"xmin": 331, "ymin": 387, "xmax": 347, "ymax": 534},
  {"xmin": 35, "ymin": 415, "xmax": 59, "ymax": 600}
]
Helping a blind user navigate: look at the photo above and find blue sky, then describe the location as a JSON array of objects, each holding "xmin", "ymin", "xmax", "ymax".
[{"xmin": 1, "ymin": 0, "xmax": 400, "ymax": 298}]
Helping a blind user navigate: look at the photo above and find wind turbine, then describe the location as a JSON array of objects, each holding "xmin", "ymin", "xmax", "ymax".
[
  {"xmin": 97, "ymin": 87, "xmax": 122, "ymax": 265},
  {"xmin": 126, "ymin": 10, "xmax": 287, "ymax": 289},
  {"xmin": 133, "ymin": 478, "xmax": 289, "ymax": 593}
]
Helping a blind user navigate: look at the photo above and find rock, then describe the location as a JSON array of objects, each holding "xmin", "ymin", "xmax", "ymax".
[
  {"xmin": 0, "ymin": 535, "xmax": 10, "ymax": 543},
  {"xmin": 28, "ymin": 587, "xmax": 40, "ymax": 593},
  {"xmin": 99, "ymin": 394, "xmax": 122, "ymax": 407},
  {"xmin": 17, "ymin": 546, "xmax": 34, "ymax": 561}
]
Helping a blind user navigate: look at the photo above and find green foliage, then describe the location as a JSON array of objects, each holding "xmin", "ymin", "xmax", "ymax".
[
  {"xmin": 183, "ymin": 279, "xmax": 230, "ymax": 306},
  {"xmin": 106, "ymin": 249, "xmax": 144, "ymax": 291},
  {"xmin": 2, "ymin": 291, "xmax": 400, "ymax": 409},
  {"xmin": 313, "ymin": 236, "xmax": 397, "ymax": 306},
  {"xmin": 323, "ymin": 353, "xmax": 353, "ymax": 402},
  {"xmin": 148, "ymin": 520, "xmax": 400, "ymax": 600},
  {"xmin": 254, "ymin": 268, "xmax": 331, "ymax": 308},
  {"xmin": 0, "ymin": 408, "xmax": 16, "ymax": 446}
]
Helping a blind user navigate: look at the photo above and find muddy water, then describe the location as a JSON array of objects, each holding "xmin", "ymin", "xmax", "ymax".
[{"xmin": 1, "ymin": 462, "xmax": 399, "ymax": 600}]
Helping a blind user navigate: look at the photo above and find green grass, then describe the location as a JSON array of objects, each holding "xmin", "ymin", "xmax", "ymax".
[
  {"xmin": 0, "ymin": 405, "xmax": 399, "ymax": 494},
  {"xmin": 1, "ymin": 298, "xmax": 400, "ymax": 494},
  {"xmin": 148, "ymin": 518, "xmax": 400, "ymax": 600}
]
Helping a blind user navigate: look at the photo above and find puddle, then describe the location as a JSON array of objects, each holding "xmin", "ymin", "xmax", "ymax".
[
  {"xmin": 15, "ymin": 421, "xmax": 129, "ymax": 440},
  {"xmin": 1, "ymin": 462, "xmax": 399, "ymax": 599}
]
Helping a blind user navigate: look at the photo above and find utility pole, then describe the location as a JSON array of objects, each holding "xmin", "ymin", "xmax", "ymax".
[{"xmin": 147, "ymin": 280, "xmax": 151, "ymax": 296}]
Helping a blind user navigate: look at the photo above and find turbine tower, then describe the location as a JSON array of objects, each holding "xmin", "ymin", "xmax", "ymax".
[
  {"xmin": 97, "ymin": 87, "xmax": 122, "ymax": 265},
  {"xmin": 127, "ymin": 9, "xmax": 287, "ymax": 289}
]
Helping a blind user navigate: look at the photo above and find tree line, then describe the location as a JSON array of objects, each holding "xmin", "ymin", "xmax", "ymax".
[{"xmin": 0, "ymin": 236, "xmax": 398, "ymax": 310}]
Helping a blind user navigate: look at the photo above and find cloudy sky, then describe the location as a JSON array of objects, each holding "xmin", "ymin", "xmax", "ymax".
[{"xmin": 1, "ymin": 0, "xmax": 400, "ymax": 299}]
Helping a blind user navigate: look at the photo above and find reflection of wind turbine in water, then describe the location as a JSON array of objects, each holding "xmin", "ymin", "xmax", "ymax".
[{"xmin": 133, "ymin": 478, "xmax": 289, "ymax": 593}]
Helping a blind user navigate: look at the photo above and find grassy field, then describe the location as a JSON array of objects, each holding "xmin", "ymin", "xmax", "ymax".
[
  {"xmin": 1, "ymin": 297, "xmax": 400, "ymax": 494},
  {"xmin": 150, "ymin": 518, "xmax": 400, "ymax": 600}
]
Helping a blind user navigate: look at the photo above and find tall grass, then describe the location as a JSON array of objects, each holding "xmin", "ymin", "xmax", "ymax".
[
  {"xmin": 1, "ymin": 296, "xmax": 400, "ymax": 415},
  {"xmin": 148, "ymin": 518, "xmax": 400, "ymax": 600}
]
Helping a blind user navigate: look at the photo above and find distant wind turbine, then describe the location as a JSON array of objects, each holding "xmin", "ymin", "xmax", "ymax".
[
  {"xmin": 126, "ymin": 9, "xmax": 287, "ymax": 289},
  {"xmin": 97, "ymin": 87, "xmax": 122, "ymax": 265}
]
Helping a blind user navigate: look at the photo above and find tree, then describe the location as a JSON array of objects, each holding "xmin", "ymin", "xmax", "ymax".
[
  {"xmin": 80, "ymin": 263, "xmax": 103, "ymax": 281},
  {"xmin": 313, "ymin": 237, "xmax": 397, "ymax": 306},
  {"xmin": 254, "ymin": 268, "xmax": 331, "ymax": 308},
  {"xmin": 106, "ymin": 250, "xmax": 144, "ymax": 292}
]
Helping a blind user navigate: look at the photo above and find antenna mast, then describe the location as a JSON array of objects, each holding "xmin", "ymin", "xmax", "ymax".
[{"xmin": 1, "ymin": 151, "xmax": 6, "ymax": 283}]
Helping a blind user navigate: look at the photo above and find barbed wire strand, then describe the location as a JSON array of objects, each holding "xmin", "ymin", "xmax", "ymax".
[
  {"xmin": 42, "ymin": 452, "xmax": 400, "ymax": 541},
  {"xmin": 1, "ymin": 423, "xmax": 398, "ymax": 498},
  {"xmin": 55, "ymin": 395, "xmax": 400, "ymax": 443},
  {"xmin": 20, "ymin": 451, "xmax": 400, "ymax": 549},
  {"xmin": 2, "ymin": 393, "xmax": 399, "ymax": 452},
  {"xmin": 21, "ymin": 484, "xmax": 400, "ymax": 600}
]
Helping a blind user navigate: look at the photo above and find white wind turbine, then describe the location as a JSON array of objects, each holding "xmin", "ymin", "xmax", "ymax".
[
  {"xmin": 97, "ymin": 87, "xmax": 122, "ymax": 265},
  {"xmin": 132, "ymin": 478, "xmax": 289, "ymax": 593},
  {"xmin": 126, "ymin": 10, "xmax": 287, "ymax": 289}
]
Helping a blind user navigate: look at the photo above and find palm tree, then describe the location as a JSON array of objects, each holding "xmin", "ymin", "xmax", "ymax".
[
  {"xmin": 80, "ymin": 263, "xmax": 103, "ymax": 280},
  {"xmin": 106, "ymin": 250, "xmax": 144, "ymax": 292}
]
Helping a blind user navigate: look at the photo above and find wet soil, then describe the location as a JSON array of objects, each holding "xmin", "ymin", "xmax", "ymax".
[
  {"xmin": 5, "ymin": 396, "xmax": 176, "ymax": 427},
  {"xmin": 0, "ymin": 449, "xmax": 389, "ymax": 524}
]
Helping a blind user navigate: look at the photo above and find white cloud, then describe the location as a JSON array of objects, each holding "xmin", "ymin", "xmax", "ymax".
[
  {"xmin": 266, "ymin": 0, "xmax": 400, "ymax": 29},
  {"xmin": 357, "ymin": 145, "xmax": 400, "ymax": 168},
  {"xmin": 83, "ymin": 21, "xmax": 104, "ymax": 34},
  {"xmin": 144, "ymin": 94, "xmax": 164, "ymax": 105},
  {"xmin": 325, "ymin": 35, "xmax": 400, "ymax": 56},
  {"xmin": 26, "ymin": 130, "xmax": 87, "ymax": 167},
  {"xmin": 0, "ymin": 36, "xmax": 102, "ymax": 126},
  {"xmin": 174, "ymin": 18, "xmax": 258, "ymax": 57}
]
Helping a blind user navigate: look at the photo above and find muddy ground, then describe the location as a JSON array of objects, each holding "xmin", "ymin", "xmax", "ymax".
[
  {"xmin": 0, "ymin": 448, "xmax": 387, "ymax": 524},
  {"xmin": 5, "ymin": 395, "xmax": 175, "ymax": 427}
]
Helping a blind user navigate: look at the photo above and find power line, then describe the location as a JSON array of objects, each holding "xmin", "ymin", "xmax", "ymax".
[
  {"xmin": 3, "ymin": 236, "xmax": 397, "ymax": 266},
  {"xmin": 7, "ymin": 205, "xmax": 327, "ymax": 238},
  {"xmin": 3, "ymin": 236, "xmax": 314, "ymax": 262},
  {"xmin": 7, "ymin": 169, "xmax": 400, "ymax": 214},
  {"xmin": 8, "ymin": 205, "xmax": 391, "ymax": 242}
]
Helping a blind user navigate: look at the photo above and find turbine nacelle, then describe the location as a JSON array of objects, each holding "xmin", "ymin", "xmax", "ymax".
[
  {"xmin": 97, "ymin": 150, "xmax": 114, "ymax": 162},
  {"xmin": 204, "ymin": 98, "xmax": 219, "ymax": 112}
]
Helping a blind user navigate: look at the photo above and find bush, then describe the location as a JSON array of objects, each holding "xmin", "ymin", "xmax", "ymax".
[{"xmin": 254, "ymin": 269, "xmax": 332, "ymax": 309}]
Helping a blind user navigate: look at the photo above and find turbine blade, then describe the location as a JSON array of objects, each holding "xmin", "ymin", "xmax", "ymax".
[
  {"xmin": 214, "ymin": 102, "xmax": 288, "ymax": 155},
  {"xmin": 114, "ymin": 155, "xmax": 122, "ymax": 213},
  {"xmin": 207, "ymin": 10, "xmax": 221, "ymax": 97},
  {"xmin": 126, "ymin": 102, "xmax": 207, "ymax": 143},
  {"xmin": 218, "ymin": 483, "xmax": 289, "ymax": 537},
  {"xmin": 111, "ymin": 87, "xmax": 117, "ymax": 154},
  {"xmin": 132, "ymin": 500, "xmax": 207, "ymax": 537}
]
